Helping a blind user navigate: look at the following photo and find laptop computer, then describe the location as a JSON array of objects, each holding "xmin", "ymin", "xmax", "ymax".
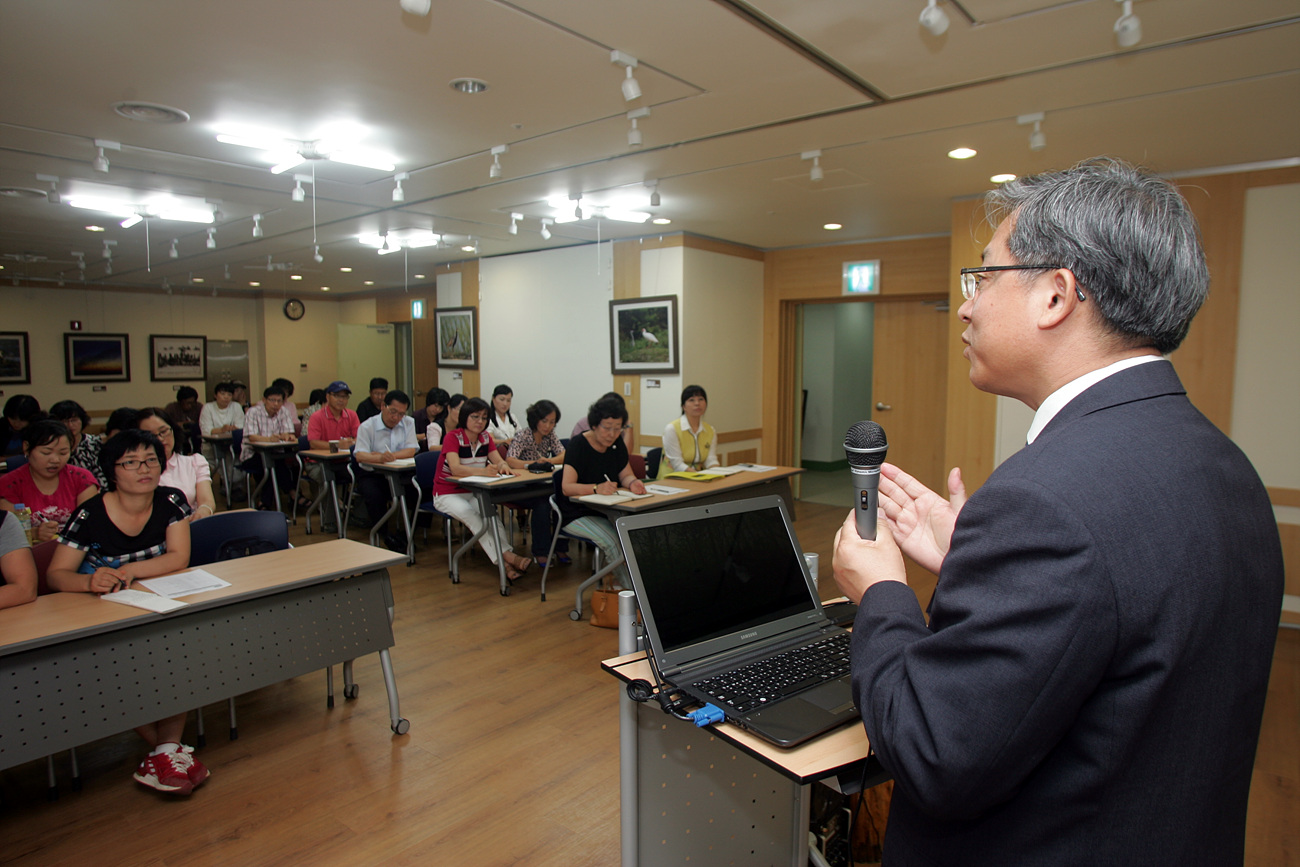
[{"xmin": 615, "ymin": 495, "xmax": 859, "ymax": 748}]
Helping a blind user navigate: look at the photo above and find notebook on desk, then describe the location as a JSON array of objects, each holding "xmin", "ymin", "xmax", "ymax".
[{"xmin": 615, "ymin": 495, "xmax": 859, "ymax": 748}]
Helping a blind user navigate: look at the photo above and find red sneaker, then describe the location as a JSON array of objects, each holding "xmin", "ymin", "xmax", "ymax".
[
  {"xmin": 175, "ymin": 746, "xmax": 211, "ymax": 789},
  {"xmin": 133, "ymin": 752, "xmax": 194, "ymax": 795}
]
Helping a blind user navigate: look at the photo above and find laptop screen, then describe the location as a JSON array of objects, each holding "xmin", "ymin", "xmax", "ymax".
[{"xmin": 621, "ymin": 500, "xmax": 816, "ymax": 654}]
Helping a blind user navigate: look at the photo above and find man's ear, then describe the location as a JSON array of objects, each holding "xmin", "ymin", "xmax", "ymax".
[{"xmin": 1037, "ymin": 269, "xmax": 1083, "ymax": 330}]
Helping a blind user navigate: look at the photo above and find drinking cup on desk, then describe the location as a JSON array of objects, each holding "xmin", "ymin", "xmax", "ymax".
[{"xmin": 329, "ymin": 440, "xmax": 339, "ymax": 453}]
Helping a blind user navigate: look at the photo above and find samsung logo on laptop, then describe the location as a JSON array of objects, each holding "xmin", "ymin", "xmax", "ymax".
[{"xmin": 740, "ymin": 631, "xmax": 759, "ymax": 640}]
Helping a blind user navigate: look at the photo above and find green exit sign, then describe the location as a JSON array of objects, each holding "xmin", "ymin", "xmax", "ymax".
[{"xmin": 842, "ymin": 260, "xmax": 880, "ymax": 295}]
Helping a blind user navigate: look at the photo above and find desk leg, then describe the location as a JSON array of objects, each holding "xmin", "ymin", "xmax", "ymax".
[
  {"xmin": 263, "ymin": 450, "xmax": 282, "ymax": 512},
  {"xmin": 619, "ymin": 591, "xmax": 640, "ymax": 867},
  {"xmin": 394, "ymin": 476, "xmax": 415, "ymax": 566},
  {"xmin": 487, "ymin": 497, "xmax": 509, "ymax": 596},
  {"xmin": 368, "ymin": 474, "xmax": 401, "ymax": 549},
  {"xmin": 449, "ymin": 493, "xmax": 490, "ymax": 584}
]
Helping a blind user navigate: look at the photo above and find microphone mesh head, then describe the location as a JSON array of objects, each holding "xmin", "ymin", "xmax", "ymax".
[{"xmin": 844, "ymin": 420, "xmax": 888, "ymax": 469}]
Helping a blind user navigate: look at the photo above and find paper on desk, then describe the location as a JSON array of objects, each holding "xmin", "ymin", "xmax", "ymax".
[
  {"xmin": 101, "ymin": 589, "xmax": 189, "ymax": 613},
  {"xmin": 387, "ymin": 457, "xmax": 417, "ymax": 468},
  {"xmin": 735, "ymin": 463, "xmax": 777, "ymax": 472},
  {"xmin": 456, "ymin": 473, "xmax": 517, "ymax": 485},
  {"xmin": 664, "ymin": 471, "xmax": 725, "ymax": 482},
  {"xmin": 696, "ymin": 465, "xmax": 744, "ymax": 476},
  {"xmin": 137, "ymin": 569, "xmax": 231, "ymax": 599},
  {"xmin": 643, "ymin": 484, "xmax": 689, "ymax": 496},
  {"xmin": 578, "ymin": 490, "xmax": 653, "ymax": 506}
]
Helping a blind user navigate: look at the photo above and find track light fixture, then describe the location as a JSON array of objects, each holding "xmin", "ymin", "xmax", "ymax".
[
  {"xmin": 91, "ymin": 139, "xmax": 120, "ymax": 173},
  {"xmin": 292, "ymin": 180, "xmax": 306, "ymax": 202},
  {"xmin": 627, "ymin": 107, "xmax": 650, "ymax": 149},
  {"xmin": 611, "ymin": 50, "xmax": 642, "ymax": 102},
  {"xmin": 1018, "ymin": 113, "xmax": 1046, "ymax": 151},
  {"xmin": 540, "ymin": 218, "xmax": 552, "ymax": 241},
  {"xmin": 252, "ymin": 213, "xmax": 264, "ymax": 238},
  {"xmin": 802, "ymin": 150, "xmax": 824, "ymax": 182},
  {"xmin": 572, "ymin": 195, "xmax": 583, "ymax": 220},
  {"xmin": 169, "ymin": 239, "xmax": 179, "ymax": 259},
  {"xmin": 392, "ymin": 171, "xmax": 408, "ymax": 202},
  {"xmin": 399, "ymin": 0, "xmax": 431, "ymax": 14},
  {"xmin": 314, "ymin": 245, "xmax": 324, "ymax": 263},
  {"xmin": 646, "ymin": 180, "xmax": 661, "ymax": 208},
  {"xmin": 919, "ymin": 0, "xmax": 949, "ymax": 36},
  {"xmin": 508, "ymin": 212, "xmax": 521, "ymax": 235},
  {"xmin": 489, "ymin": 144, "xmax": 508, "ymax": 179},
  {"xmin": 1114, "ymin": 0, "xmax": 1141, "ymax": 48},
  {"xmin": 380, "ymin": 232, "xmax": 390, "ymax": 252},
  {"xmin": 36, "ymin": 173, "xmax": 60, "ymax": 204},
  {"xmin": 206, "ymin": 228, "xmax": 217, "ymax": 249},
  {"xmin": 102, "ymin": 240, "xmax": 114, "ymax": 260}
]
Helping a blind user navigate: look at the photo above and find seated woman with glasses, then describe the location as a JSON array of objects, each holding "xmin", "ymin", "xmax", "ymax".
[
  {"xmin": 0, "ymin": 420, "xmax": 100, "ymax": 542},
  {"xmin": 506, "ymin": 399, "xmax": 569, "ymax": 568},
  {"xmin": 134, "ymin": 408, "xmax": 217, "ymax": 521},
  {"xmin": 557, "ymin": 396, "xmax": 647, "ymax": 588},
  {"xmin": 46, "ymin": 429, "xmax": 204, "ymax": 795},
  {"xmin": 49, "ymin": 399, "xmax": 108, "ymax": 489}
]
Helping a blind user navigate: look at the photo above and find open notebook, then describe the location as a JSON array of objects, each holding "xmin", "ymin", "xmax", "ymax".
[{"xmin": 615, "ymin": 495, "xmax": 859, "ymax": 747}]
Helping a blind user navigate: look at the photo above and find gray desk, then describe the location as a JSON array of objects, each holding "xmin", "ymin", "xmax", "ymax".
[
  {"xmin": 201, "ymin": 433, "xmax": 236, "ymax": 503},
  {"xmin": 0, "ymin": 540, "xmax": 409, "ymax": 773},
  {"xmin": 450, "ymin": 471, "xmax": 556, "ymax": 596},
  {"xmin": 299, "ymin": 448, "xmax": 351, "ymax": 538},
  {"xmin": 248, "ymin": 438, "xmax": 300, "ymax": 518},
  {"xmin": 360, "ymin": 460, "xmax": 420, "ymax": 564}
]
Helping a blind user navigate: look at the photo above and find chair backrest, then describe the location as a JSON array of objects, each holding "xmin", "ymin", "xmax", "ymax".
[
  {"xmin": 646, "ymin": 447, "xmax": 663, "ymax": 479},
  {"xmin": 231, "ymin": 428, "xmax": 244, "ymax": 455},
  {"xmin": 298, "ymin": 434, "xmax": 311, "ymax": 450},
  {"xmin": 628, "ymin": 453, "xmax": 646, "ymax": 480},
  {"xmin": 188, "ymin": 509, "xmax": 290, "ymax": 566},
  {"xmin": 5, "ymin": 454, "xmax": 28, "ymax": 472},
  {"xmin": 496, "ymin": 441, "xmax": 509, "ymax": 461},
  {"xmin": 414, "ymin": 449, "xmax": 440, "ymax": 498},
  {"xmin": 32, "ymin": 539, "xmax": 58, "ymax": 596}
]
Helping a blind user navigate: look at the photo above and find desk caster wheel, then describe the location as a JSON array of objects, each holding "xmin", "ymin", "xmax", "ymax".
[
  {"xmin": 392, "ymin": 718, "xmax": 410, "ymax": 735},
  {"xmin": 344, "ymin": 684, "xmax": 360, "ymax": 700},
  {"xmin": 569, "ymin": 609, "xmax": 582, "ymax": 621}
]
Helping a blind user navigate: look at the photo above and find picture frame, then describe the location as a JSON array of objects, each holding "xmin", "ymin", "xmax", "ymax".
[
  {"xmin": 435, "ymin": 306, "xmax": 478, "ymax": 369},
  {"xmin": 0, "ymin": 331, "xmax": 31, "ymax": 385},
  {"xmin": 610, "ymin": 294, "xmax": 680, "ymax": 374},
  {"xmin": 149, "ymin": 334, "xmax": 207, "ymax": 382},
  {"xmin": 64, "ymin": 333, "xmax": 130, "ymax": 384}
]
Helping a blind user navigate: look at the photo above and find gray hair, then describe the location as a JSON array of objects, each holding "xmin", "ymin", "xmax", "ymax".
[{"xmin": 985, "ymin": 157, "xmax": 1208, "ymax": 354}]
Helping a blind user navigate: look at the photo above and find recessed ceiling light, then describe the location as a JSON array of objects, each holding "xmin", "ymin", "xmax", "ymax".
[
  {"xmin": 85, "ymin": 225, "xmax": 106, "ymax": 232},
  {"xmin": 414, "ymin": 273, "xmax": 425, "ymax": 279},
  {"xmin": 990, "ymin": 173, "xmax": 1017, "ymax": 184},
  {"xmin": 823, "ymin": 223, "xmax": 843, "ymax": 231},
  {"xmin": 290, "ymin": 274, "xmax": 303, "ymax": 280},
  {"xmin": 652, "ymin": 217, "xmax": 671, "ymax": 225},
  {"xmin": 948, "ymin": 147, "xmax": 977, "ymax": 159},
  {"xmin": 249, "ymin": 281, "xmax": 261, "ymax": 287},
  {"xmin": 111, "ymin": 101, "xmax": 190, "ymax": 124},
  {"xmin": 364, "ymin": 280, "xmax": 374, "ymax": 286},
  {"xmin": 450, "ymin": 78, "xmax": 489, "ymax": 95},
  {"xmin": 461, "ymin": 245, "xmax": 475, "ymax": 252},
  {"xmin": 339, "ymin": 267, "xmax": 352, "ymax": 272},
  {"xmin": 320, "ymin": 286, "xmax": 330, "ymax": 292},
  {"xmin": 192, "ymin": 277, "xmax": 204, "ymax": 283}
]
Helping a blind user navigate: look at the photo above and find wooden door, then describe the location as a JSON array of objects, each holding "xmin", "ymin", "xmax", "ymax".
[{"xmin": 870, "ymin": 297, "xmax": 950, "ymax": 608}]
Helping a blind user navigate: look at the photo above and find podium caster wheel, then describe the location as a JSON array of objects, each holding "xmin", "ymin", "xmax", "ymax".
[
  {"xmin": 392, "ymin": 718, "xmax": 410, "ymax": 735},
  {"xmin": 569, "ymin": 609, "xmax": 582, "ymax": 621},
  {"xmin": 344, "ymin": 684, "xmax": 360, "ymax": 700}
]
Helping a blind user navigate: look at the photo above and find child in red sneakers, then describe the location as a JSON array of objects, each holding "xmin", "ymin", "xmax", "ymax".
[{"xmin": 46, "ymin": 429, "xmax": 211, "ymax": 794}]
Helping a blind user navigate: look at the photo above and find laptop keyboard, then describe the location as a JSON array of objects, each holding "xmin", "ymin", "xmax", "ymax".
[{"xmin": 691, "ymin": 632, "xmax": 851, "ymax": 713}]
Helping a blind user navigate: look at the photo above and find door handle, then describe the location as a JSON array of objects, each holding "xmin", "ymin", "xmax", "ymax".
[{"xmin": 875, "ymin": 402, "xmax": 892, "ymax": 411}]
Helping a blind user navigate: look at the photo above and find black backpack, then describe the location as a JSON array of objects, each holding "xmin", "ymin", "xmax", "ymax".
[{"xmin": 216, "ymin": 536, "xmax": 281, "ymax": 561}]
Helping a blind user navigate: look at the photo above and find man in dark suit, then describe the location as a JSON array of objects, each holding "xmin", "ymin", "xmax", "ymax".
[{"xmin": 833, "ymin": 158, "xmax": 1283, "ymax": 865}]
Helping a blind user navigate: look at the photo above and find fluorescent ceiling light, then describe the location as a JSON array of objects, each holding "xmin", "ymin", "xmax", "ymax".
[
  {"xmin": 119, "ymin": 214, "xmax": 143, "ymax": 228},
  {"xmin": 948, "ymin": 147, "xmax": 977, "ymax": 159},
  {"xmin": 652, "ymin": 218, "xmax": 671, "ymax": 225},
  {"xmin": 990, "ymin": 173, "xmax": 1017, "ymax": 184},
  {"xmin": 823, "ymin": 223, "xmax": 843, "ymax": 230}
]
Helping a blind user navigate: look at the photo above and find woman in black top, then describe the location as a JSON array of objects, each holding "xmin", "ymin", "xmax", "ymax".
[
  {"xmin": 46, "ymin": 429, "xmax": 207, "ymax": 796},
  {"xmin": 557, "ymin": 397, "xmax": 646, "ymax": 588}
]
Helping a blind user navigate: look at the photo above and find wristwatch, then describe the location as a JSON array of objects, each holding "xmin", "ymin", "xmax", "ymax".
[{"xmin": 592, "ymin": 485, "xmax": 598, "ymax": 495}]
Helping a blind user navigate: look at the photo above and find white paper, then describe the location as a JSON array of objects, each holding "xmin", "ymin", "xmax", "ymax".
[
  {"xmin": 578, "ymin": 490, "xmax": 653, "ymax": 506},
  {"xmin": 643, "ymin": 484, "xmax": 689, "ymax": 496},
  {"xmin": 386, "ymin": 457, "xmax": 417, "ymax": 468},
  {"xmin": 698, "ymin": 465, "xmax": 744, "ymax": 475},
  {"xmin": 101, "ymin": 589, "xmax": 189, "ymax": 613},
  {"xmin": 137, "ymin": 569, "xmax": 231, "ymax": 599},
  {"xmin": 735, "ymin": 463, "xmax": 777, "ymax": 472},
  {"xmin": 456, "ymin": 473, "xmax": 514, "ymax": 485}
]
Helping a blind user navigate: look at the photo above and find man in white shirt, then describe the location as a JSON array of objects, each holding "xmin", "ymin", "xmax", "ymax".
[
  {"xmin": 354, "ymin": 388, "xmax": 418, "ymax": 551},
  {"xmin": 199, "ymin": 381, "xmax": 246, "ymax": 488},
  {"xmin": 238, "ymin": 385, "xmax": 297, "ymax": 510}
]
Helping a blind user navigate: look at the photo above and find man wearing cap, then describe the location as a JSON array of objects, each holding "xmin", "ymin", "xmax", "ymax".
[{"xmin": 307, "ymin": 381, "xmax": 360, "ymax": 450}]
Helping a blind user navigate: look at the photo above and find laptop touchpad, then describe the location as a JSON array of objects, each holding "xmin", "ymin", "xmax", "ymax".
[{"xmin": 801, "ymin": 680, "xmax": 855, "ymax": 714}]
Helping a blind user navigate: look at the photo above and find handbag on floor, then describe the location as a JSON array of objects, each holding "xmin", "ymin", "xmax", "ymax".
[{"xmin": 590, "ymin": 581, "xmax": 620, "ymax": 629}]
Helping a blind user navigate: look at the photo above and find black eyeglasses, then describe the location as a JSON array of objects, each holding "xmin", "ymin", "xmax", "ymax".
[
  {"xmin": 116, "ymin": 455, "xmax": 162, "ymax": 471},
  {"xmin": 959, "ymin": 264, "xmax": 1085, "ymax": 302}
]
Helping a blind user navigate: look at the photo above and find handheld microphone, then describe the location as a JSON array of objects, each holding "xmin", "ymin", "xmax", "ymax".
[{"xmin": 844, "ymin": 421, "xmax": 889, "ymax": 541}]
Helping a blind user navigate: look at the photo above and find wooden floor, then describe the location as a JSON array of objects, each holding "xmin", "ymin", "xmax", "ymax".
[{"xmin": 0, "ymin": 499, "xmax": 1295, "ymax": 866}]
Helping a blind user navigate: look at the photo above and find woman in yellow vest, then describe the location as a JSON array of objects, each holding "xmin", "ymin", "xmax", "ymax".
[{"xmin": 657, "ymin": 385, "xmax": 720, "ymax": 478}]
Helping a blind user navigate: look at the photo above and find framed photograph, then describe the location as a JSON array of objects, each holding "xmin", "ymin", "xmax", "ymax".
[
  {"xmin": 149, "ymin": 334, "xmax": 207, "ymax": 382},
  {"xmin": 435, "ymin": 306, "xmax": 478, "ymax": 369},
  {"xmin": 610, "ymin": 294, "xmax": 679, "ymax": 374},
  {"xmin": 64, "ymin": 333, "xmax": 130, "ymax": 384},
  {"xmin": 0, "ymin": 332, "xmax": 31, "ymax": 385}
]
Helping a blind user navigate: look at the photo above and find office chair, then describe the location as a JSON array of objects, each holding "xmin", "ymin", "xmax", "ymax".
[
  {"xmin": 4, "ymin": 454, "xmax": 28, "ymax": 473},
  {"xmin": 413, "ymin": 449, "xmax": 458, "ymax": 573},
  {"xmin": 188, "ymin": 509, "xmax": 290, "ymax": 744},
  {"xmin": 645, "ymin": 447, "xmax": 663, "ymax": 480}
]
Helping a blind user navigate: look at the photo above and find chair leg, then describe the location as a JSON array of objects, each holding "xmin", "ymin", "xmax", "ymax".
[
  {"xmin": 228, "ymin": 697, "xmax": 238, "ymax": 740},
  {"xmin": 326, "ymin": 665, "xmax": 335, "ymax": 708},
  {"xmin": 540, "ymin": 527, "xmax": 564, "ymax": 602},
  {"xmin": 69, "ymin": 747, "xmax": 80, "ymax": 790},
  {"xmin": 46, "ymin": 755, "xmax": 58, "ymax": 801},
  {"xmin": 195, "ymin": 704, "xmax": 206, "ymax": 748},
  {"xmin": 572, "ymin": 554, "xmax": 622, "ymax": 621}
]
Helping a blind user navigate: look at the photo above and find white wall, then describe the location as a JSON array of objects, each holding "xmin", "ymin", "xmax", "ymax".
[
  {"xmin": 638, "ymin": 246, "xmax": 684, "ymax": 437},
  {"xmin": 434, "ymin": 270, "xmax": 465, "ymax": 394},
  {"xmin": 478, "ymin": 243, "xmax": 615, "ymax": 429}
]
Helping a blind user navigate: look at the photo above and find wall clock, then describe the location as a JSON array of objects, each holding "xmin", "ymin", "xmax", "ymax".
[{"xmin": 283, "ymin": 298, "xmax": 305, "ymax": 321}]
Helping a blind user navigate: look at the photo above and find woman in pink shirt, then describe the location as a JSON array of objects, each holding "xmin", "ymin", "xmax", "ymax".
[
  {"xmin": 0, "ymin": 420, "xmax": 99, "ymax": 541},
  {"xmin": 135, "ymin": 407, "xmax": 217, "ymax": 520}
]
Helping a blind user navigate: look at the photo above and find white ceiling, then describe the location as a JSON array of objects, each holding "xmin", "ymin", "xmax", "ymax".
[{"xmin": 1, "ymin": 0, "xmax": 1297, "ymax": 295}]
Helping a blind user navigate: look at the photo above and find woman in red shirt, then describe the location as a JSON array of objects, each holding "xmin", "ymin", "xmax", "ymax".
[{"xmin": 0, "ymin": 419, "xmax": 99, "ymax": 541}]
